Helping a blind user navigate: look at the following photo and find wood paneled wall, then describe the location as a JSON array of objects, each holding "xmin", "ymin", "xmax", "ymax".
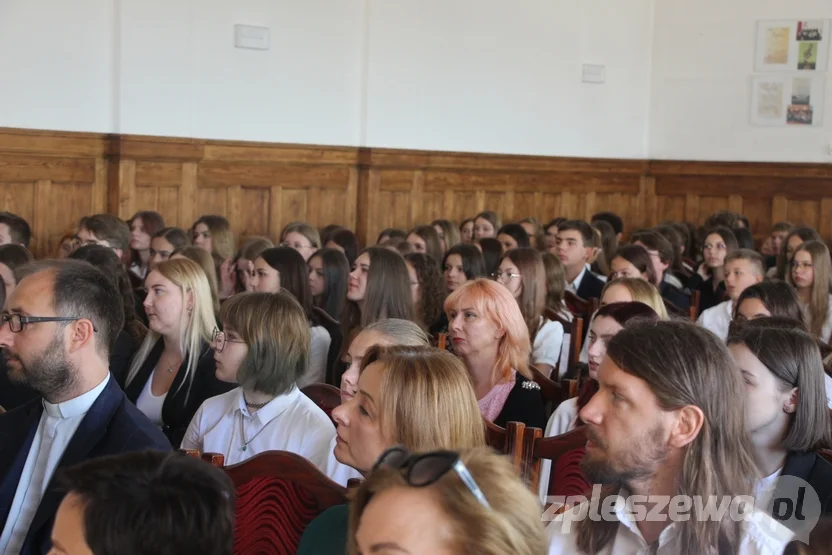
[{"xmin": 1, "ymin": 127, "xmax": 830, "ymax": 257}]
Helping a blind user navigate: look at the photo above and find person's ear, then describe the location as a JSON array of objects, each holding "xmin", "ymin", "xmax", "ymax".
[
  {"xmin": 783, "ymin": 387, "xmax": 798, "ymax": 415},
  {"xmin": 668, "ymin": 405, "xmax": 704, "ymax": 449},
  {"xmin": 68, "ymin": 319, "xmax": 96, "ymax": 354}
]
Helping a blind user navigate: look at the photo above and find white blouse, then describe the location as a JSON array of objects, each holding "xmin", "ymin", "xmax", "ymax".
[
  {"xmin": 181, "ymin": 386, "xmax": 335, "ymax": 469},
  {"xmin": 135, "ymin": 367, "xmax": 167, "ymax": 426},
  {"xmin": 533, "ymin": 317, "xmax": 564, "ymax": 373}
]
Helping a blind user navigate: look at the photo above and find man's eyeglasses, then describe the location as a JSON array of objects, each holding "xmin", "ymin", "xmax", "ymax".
[
  {"xmin": 212, "ymin": 328, "xmax": 246, "ymax": 353},
  {"xmin": 372, "ymin": 446, "xmax": 491, "ymax": 509},
  {"xmin": 0, "ymin": 313, "xmax": 97, "ymax": 333}
]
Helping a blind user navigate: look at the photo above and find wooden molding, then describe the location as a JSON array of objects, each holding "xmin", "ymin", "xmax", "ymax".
[{"xmin": 1, "ymin": 126, "xmax": 831, "ymax": 253}]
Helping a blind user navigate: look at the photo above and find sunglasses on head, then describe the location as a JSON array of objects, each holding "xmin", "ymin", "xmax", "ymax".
[{"xmin": 372, "ymin": 446, "xmax": 491, "ymax": 509}]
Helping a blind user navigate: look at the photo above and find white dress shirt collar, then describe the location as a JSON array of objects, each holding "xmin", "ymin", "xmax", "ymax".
[
  {"xmin": 42, "ymin": 373, "xmax": 110, "ymax": 419},
  {"xmin": 567, "ymin": 265, "xmax": 588, "ymax": 293}
]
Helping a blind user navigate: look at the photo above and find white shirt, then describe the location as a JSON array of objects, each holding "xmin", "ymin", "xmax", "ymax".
[
  {"xmin": 664, "ymin": 273, "xmax": 684, "ymax": 290},
  {"xmin": 135, "ymin": 367, "xmax": 168, "ymax": 426},
  {"xmin": 567, "ymin": 266, "xmax": 588, "ymax": 294},
  {"xmin": 322, "ymin": 437, "xmax": 363, "ymax": 487},
  {"xmin": 696, "ymin": 300, "xmax": 734, "ymax": 342},
  {"xmin": 547, "ymin": 491, "xmax": 793, "ymax": 555},
  {"xmin": 180, "ymin": 386, "xmax": 335, "ymax": 469},
  {"xmin": 753, "ymin": 467, "xmax": 783, "ymax": 511},
  {"xmin": 534, "ymin": 318, "xmax": 565, "ymax": 372},
  {"xmin": 538, "ymin": 397, "xmax": 579, "ymax": 503},
  {"xmin": 297, "ymin": 325, "xmax": 331, "ymax": 388},
  {"xmin": 803, "ymin": 294, "xmax": 832, "ymax": 343},
  {"xmin": 0, "ymin": 375, "xmax": 110, "ymax": 554}
]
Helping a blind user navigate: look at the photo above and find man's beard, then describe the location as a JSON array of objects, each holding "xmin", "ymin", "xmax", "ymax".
[
  {"xmin": 5, "ymin": 333, "xmax": 76, "ymax": 402},
  {"xmin": 581, "ymin": 422, "xmax": 668, "ymax": 488}
]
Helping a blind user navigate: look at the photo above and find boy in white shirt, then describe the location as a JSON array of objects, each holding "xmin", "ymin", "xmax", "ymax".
[{"xmin": 697, "ymin": 249, "xmax": 765, "ymax": 341}]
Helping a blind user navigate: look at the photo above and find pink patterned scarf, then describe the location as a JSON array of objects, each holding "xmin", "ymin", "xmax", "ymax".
[{"xmin": 478, "ymin": 369, "xmax": 517, "ymax": 422}]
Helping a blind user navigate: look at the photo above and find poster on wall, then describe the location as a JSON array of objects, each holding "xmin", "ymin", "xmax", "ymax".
[
  {"xmin": 754, "ymin": 19, "xmax": 830, "ymax": 72},
  {"xmin": 750, "ymin": 74, "xmax": 826, "ymax": 126}
]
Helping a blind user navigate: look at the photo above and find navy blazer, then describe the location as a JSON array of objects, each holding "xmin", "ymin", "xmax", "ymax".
[
  {"xmin": 0, "ymin": 377, "xmax": 170, "ymax": 555},
  {"xmin": 576, "ymin": 270, "xmax": 605, "ymax": 302},
  {"xmin": 123, "ymin": 341, "xmax": 233, "ymax": 447},
  {"xmin": 773, "ymin": 451, "xmax": 832, "ymax": 522}
]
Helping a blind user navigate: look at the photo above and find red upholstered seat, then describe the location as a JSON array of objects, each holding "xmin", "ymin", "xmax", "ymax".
[
  {"xmin": 301, "ymin": 383, "xmax": 342, "ymax": 423},
  {"xmin": 550, "ymin": 447, "xmax": 591, "ymax": 499},
  {"xmin": 234, "ymin": 477, "xmax": 322, "ymax": 555},
  {"xmin": 224, "ymin": 451, "xmax": 348, "ymax": 555}
]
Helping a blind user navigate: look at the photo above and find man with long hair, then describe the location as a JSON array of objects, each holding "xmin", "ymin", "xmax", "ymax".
[{"xmin": 547, "ymin": 320, "xmax": 793, "ymax": 554}]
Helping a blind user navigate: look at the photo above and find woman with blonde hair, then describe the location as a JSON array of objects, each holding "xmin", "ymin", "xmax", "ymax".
[
  {"xmin": 171, "ymin": 246, "xmax": 221, "ymax": 317},
  {"xmin": 788, "ymin": 240, "xmax": 832, "ymax": 342},
  {"xmin": 444, "ymin": 278, "xmax": 546, "ymax": 428},
  {"xmin": 182, "ymin": 291, "xmax": 335, "ymax": 467},
  {"xmin": 280, "ymin": 221, "xmax": 321, "ymax": 261},
  {"xmin": 349, "ymin": 446, "xmax": 548, "ymax": 555},
  {"xmin": 124, "ymin": 258, "xmax": 232, "ymax": 445},
  {"xmin": 298, "ymin": 345, "xmax": 486, "ymax": 555}
]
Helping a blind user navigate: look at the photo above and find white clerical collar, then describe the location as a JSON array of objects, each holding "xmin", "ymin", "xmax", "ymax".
[{"xmin": 42, "ymin": 373, "xmax": 110, "ymax": 419}]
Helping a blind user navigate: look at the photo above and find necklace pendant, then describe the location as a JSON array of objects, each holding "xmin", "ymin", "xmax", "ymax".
[{"xmin": 241, "ymin": 445, "xmax": 247, "ymax": 452}]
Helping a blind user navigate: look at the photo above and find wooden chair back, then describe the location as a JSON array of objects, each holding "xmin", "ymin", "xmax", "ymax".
[
  {"xmin": 528, "ymin": 427, "xmax": 588, "ymax": 497},
  {"xmin": 224, "ymin": 451, "xmax": 348, "ymax": 555},
  {"xmin": 484, "ymin": 420, "xmax": 526, "ymax": 473},
  {"xmin": 300, "ymin": 383, "xmax": 342, "ymax": 423},
  {"xmin": 529, "ymin": 365, "xmax": 565, "ymax": 418},
  {"xmin": 689, "ymin": 290, "xmax": 702, "ymax": 320},
  {"xmin": 181, "ymin": 449, "xmax": 225, "ymax": 467},
  {"xmin": 436, "ymin": 332, "xmax": 448, "ymax": 351},
  {"xmin": 564, "ymin": 291, "xmax": 592, "ymax": 317}
]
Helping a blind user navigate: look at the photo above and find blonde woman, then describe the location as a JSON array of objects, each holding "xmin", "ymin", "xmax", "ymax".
[
  {"xmin": 170, "ymin": 246, "xmax": 221, "ymax": 317},
  {"xmin": 124, "ymin": 259, "xmax": 231, "ymax": 445},
  {"xmin": 431, "ymin": 219, "xmax": 460, "ymax": 252},
  {"xmin": 181, "ymin": 292, "xmax": 335, "ymax": 468},
  {"xmin": 349, "ymin": 447, "xmax": 548, "ymax": 555},
  {"xmin": 281, "ymin": 221, "xmax": 322, "ymax": 261},
  {"xmin": 788, "ymin": 240, "xmax": 832, "ymax": 342},
  {"xmin": 444, "ymin": 278, "xmax": 546, "ymax": 429},
  {"xmin": 577, "ymin": 277, "xmax": 670, "ymax": 364},
  {"xmin": 298, "ymin": 345, "xmax": 485, "ymax": 555}
]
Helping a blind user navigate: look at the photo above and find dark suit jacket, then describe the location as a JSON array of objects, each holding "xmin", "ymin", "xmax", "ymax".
[
  {"xmin": 109, "ymin": 329, "xmax": 139, "ymax": 389},
  {"xmin": 576, "ymin": 270, "xmax": 605, "ymax": 302},
  {"xmin": 123, "ymin": 341, "xmax": 233, "ymax": 446},
  {"xmin": 0, "ymin": 377, "xmax": 170, "ymax": 554}
]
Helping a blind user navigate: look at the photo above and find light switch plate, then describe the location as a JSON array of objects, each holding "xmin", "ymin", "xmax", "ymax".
[
  {"xmin": 582, "ymin": 64, "xmax": 606, "ymax": 84},
  {"xmin": 234, "ymin": 25, "xmax": 270, "ymax": 51}
]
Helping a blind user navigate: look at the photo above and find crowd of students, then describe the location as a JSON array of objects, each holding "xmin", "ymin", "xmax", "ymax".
[{"xmin": 0, "ymin": 207, "xmax": 831, "ymax": 554}]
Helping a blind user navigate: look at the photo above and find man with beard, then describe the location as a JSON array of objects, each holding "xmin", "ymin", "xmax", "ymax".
[
  {"xmin": 546, "ymin": 320, "xmax": 793, "ymax": 555},
  {"xmin": 0, "ymin": 260, "xmax": 170, "ymax": 555}
]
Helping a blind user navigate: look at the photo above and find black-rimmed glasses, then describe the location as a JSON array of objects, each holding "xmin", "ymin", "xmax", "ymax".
[
  {"xmin": 372, "ymin": 446, "xmax": 491, "ymax": 508},
  {"xmin": 212, "ymin": 328, "xmax": 246, "ymax": 353},
  {"xmin": 0, "ymin": 313, "xmax": 97, "ymax": 333}
]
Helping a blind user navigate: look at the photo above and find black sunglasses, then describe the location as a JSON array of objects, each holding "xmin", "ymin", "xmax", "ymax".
[{"xmin": 372, "ymin": 446, "xmax": 491, "ymax": 508}]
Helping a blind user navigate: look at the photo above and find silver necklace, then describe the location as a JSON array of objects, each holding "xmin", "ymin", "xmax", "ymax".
[{"xmin": 239, "ymin": 396, "xmax": 271, "ymax": 452}]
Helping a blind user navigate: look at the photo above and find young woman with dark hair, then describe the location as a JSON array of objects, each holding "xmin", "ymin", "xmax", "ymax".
[
  {"xmin": 308, "ymin": 248, "xmax": 350, "ymax": 321},
  {"xmin": 475, "ymin": 237, "xmax": 503, "ymax": 277},
  {"xmin": 127, "ymin": 211, "xmax": 165, "ymax": 281},
  {"xmin": 326, "ymin": 228, "xmax": 361, "ymax": 267}
]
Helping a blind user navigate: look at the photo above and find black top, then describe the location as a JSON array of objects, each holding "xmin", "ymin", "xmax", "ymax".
[
  {"xmin": 659, "ymin": 278, "xmax": 690, "ymax": 310},
  {"xmin": 768, "ymin": 450, "xmax": 832, "ymax": 526},
  {"xmin": 494, "ymin": 373, "xmax": 547, "ymax": 430},
  {"xmin": 123, "ymin": 340, "xmax": 233, "ymax": 446},
  {"xmin": 687, "ymin": 275, "xmax": 726, "ymax": 314},
  {"xmin": 110, "ymin": 329, "xmax": 140, "ymax": 388},
  {"xmin": 576, "ymin": 270, "xmax": 605, "ymax": 302}
]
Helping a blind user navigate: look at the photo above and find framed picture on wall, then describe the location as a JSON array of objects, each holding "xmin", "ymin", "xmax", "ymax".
[
  {"xmin": 750, "ymin": 74, "xmax": 826, "ymax": 126},
  {"xmin": 754, "ymin": 19, "xmax": 830, "ymax": 72}
]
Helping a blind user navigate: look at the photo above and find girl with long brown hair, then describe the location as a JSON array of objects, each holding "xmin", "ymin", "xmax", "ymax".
[{"xmin": 788, "ymin": 240, "xmax": 832, "ymax": 342}]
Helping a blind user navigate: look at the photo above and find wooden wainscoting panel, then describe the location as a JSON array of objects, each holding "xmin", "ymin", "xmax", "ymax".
[
  {"xmin": 787, "ymin": 200, "xmax": 821, "ymax": 230},
  {"xmin": 133, "ymin": 185, "xmax": 159, "ymax": 218},
  {"xmin": 655, "ymin": 194, "xmax": 686, "ymax": 225},
  {"xmin": 0, "ymin": 182, "xmax": 35, "ymax": 226},
  {"xmin": 697, "ymin": 196, "xmax": 730, "ymax": 224},
  {"xmin": 157, "ymin": 187, "xmax": 181, "ymax": 227},
  {"xmin": 238, "ymin": 187, "xmax": 270, "ymax": 238},
  {"xmin": 195, "ymin": 186, "xmax": 229, "ymax": 217},
  {"xmin": 742, "ymin": 197, "xmax": 772, "ymax": 239}
]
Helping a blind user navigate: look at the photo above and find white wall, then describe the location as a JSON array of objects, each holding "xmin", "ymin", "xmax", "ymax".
[
  {"xmin": 118, "ymin": 0, "xmax": 365, "ymax": 145},
  {"xmin": 363, "ymin": 0, "xmax": 655, "ymax": 158},
  {"xmin": 649, "ymin": 0, "xmax": 832, "ymax": 162},
  {"xmin": 0, "ymin": 0, "xmax": 115, "ymax": 132}
]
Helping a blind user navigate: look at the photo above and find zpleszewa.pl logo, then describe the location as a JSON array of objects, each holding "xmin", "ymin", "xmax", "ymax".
[{"xmin": 543, "ymin": 476, "xmax": 819, "ymax": 544}]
